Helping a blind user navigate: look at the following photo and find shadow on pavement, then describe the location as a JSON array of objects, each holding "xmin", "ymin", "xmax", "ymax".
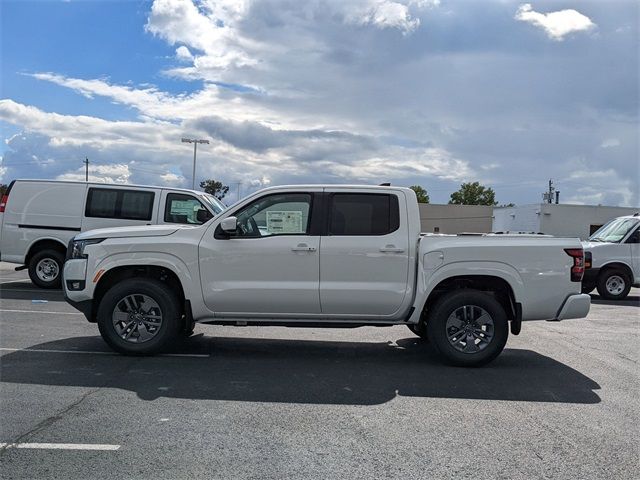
[
  {"xmin": 590, "ymin": 294, "xmax": 639, "ymax": 307},
  {"xmin": 0, "ymin": 334, "xmax": 601, "ymax": 405},
  {"xmin": 0, "ymin": 281, "xmax": 64, "ymax": 302}
]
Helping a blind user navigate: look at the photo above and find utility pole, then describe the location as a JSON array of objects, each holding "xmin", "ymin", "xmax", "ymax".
[
  {"xmin": 181, "ymin": 138, "xmax": 210, "ymax": 189},
  {"xmin": 83, "ymin": 157, "xmax": 89, "ymax": 182},
  {"xmin": 233, "ymin": 181, "xmax": 243, "ymax": 202}
]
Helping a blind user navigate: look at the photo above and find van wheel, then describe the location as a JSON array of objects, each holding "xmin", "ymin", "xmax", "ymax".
[
  {"xmin": 97, "ymin": 278, "xmax": 181, "ymax": 355},
  {"xmin": 28, "ymin": 249, "xmax": 65, "ymax": 289},
  {"xmin": 426, "ymin": 290, "xmax": 508, "ymax": 367},
  {"xmin": 596, "ymin": 268, "xmax": 631, "ymax": 300}
]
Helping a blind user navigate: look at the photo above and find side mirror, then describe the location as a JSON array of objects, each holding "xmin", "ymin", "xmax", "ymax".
[
  {"xmin": 220, "ymin": 216, "xmax": 238, "ymax": 233},
  {"xmin": 196, "ymin": 209, "xmax": 212, "ymax": 223}
]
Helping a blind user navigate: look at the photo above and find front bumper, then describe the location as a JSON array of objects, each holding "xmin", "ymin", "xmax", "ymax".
[
  {"xmin": 62, "ymin": 259, "xmax": 94, "ymax": 321},
  {"xmin": 556, "ymin": 293, "xmax": 591, "ymax": 320}
]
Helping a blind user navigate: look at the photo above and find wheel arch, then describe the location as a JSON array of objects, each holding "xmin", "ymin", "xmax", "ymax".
[
  {"xmin": 90, "ymin": 265, "xmax": 187, "ymax": 323},
  {"xmin": 420, "ymin": 274, "xmax": 520, "ymax": 323},
  {"xmin": 598, "ymin": 262, "xmax": 634, "ymax": 281},
  {"xmin": 26, "ymin": 238, "xmax": 67, "ymax": 264}
]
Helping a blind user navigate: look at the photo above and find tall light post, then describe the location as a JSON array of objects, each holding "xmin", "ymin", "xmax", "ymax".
[{"xmin": 181, "ymin": 138, "xmax": 210, "ymax": 189}]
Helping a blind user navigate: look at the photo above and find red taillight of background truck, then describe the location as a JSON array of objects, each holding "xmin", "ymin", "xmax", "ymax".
[{"xmin": 564, "ymin": 248, "xmax": 585, "ymax": 282}]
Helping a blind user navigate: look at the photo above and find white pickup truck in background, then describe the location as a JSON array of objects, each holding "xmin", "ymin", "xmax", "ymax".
[
  {"xmin": 63, "ymin": 185, "xmax": 590, "ymax": 367},
  {"xmin": 582, "ymin": 214, "xmax": 640, "ymax": 300}
]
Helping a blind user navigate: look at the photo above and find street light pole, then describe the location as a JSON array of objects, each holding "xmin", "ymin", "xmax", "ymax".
[{"xmin": 181, "ymin": 138, "xmax": 210, "ymax": 189}]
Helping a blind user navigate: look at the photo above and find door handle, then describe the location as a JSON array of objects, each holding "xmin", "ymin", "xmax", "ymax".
[
  {"xmin": 380, "ymin": 245, "xmax": 405, "ymax": 253},
  {"xmin": 292, "ymin": 244, "xmax": 317, "ymax": 252}
]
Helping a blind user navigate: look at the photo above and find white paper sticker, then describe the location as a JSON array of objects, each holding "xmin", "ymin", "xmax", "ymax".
[{"xmin": 266, "ymin": 211, "xmax": 303, "ymax": 234}]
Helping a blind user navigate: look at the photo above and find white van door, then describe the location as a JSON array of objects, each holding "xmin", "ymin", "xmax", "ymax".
[{"xmin": 81, "ymin": 186, "xmax": 159, "ymax": 231}]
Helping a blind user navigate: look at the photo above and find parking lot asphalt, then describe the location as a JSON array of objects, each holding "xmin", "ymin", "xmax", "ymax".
[{"xmin": 0, "ymin": 264, "xmax": 638, "ymax": 480}]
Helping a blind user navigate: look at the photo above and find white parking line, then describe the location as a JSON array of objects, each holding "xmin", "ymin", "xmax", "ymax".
[
  {"xmin": 0, "ymin": 309, "xmax": 83, "ymax": 315},
  {"xmin": 0, "ymin": 442, "xmax": 120, "ymax": 451},
  {"xmin": 0, "ymin": 347, "xmax": 210, "ymax": 358}
]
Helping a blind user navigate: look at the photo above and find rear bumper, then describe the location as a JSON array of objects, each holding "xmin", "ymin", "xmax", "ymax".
[{"xmin": 556, "ymin": 293, "xmax": 591, "ymax": 320}]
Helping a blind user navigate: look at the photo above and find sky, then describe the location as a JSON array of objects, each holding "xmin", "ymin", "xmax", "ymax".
[{"xmin": 0, "ymin": 0, "xmax": 638, "ymax": 206}]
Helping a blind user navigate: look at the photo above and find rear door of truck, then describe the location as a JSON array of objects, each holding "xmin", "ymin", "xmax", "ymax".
[{"xmin": 319, "ymin": 188, "xmax": 411, "ymax": 317}]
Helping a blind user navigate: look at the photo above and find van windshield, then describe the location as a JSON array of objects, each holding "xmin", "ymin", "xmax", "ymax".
[
  {"xmin": 589, "ymin": 218, "xmax": 639, "ymax": 243},
  {"xmin": 202, "ymin": 194, "xmax": 226, "ymax": 215}
]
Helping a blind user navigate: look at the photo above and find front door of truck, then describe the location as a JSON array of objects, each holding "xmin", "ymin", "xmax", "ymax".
[
  {"xmin": 319, "ymin": 190, "xmax": 411, "ymax": 317},
  {"xmin": 199, "ymin": 190, "xmax": 321, "ymax": 316}
]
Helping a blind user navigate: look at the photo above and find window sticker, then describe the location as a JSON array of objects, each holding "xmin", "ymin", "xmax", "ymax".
[{"xmin": 266, "ymin": 211, "xmax": 303, "ymax": 234}]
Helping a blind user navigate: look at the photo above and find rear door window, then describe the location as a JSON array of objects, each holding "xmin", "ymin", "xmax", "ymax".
[
  {"xmin": 329, "ymin": 193, "xmax": 399, "ymax": 236},
  {"xmin": 85, "ymin": 188, "xmax": 155, "ymax": 221}
]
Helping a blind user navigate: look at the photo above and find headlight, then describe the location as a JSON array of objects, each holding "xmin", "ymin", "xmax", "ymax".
[{"xmin": 69, "ymin": 238, "xmax": 105, "ymax": 259}]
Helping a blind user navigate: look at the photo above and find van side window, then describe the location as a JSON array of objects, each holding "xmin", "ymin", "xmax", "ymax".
[
  {"xmin": 165, "ymin": 194, "xmax": 212, "ymax": 225},
  {"xmin": 329, "ymin": 193, "xmax": 399, "ymax": 236},
  {"xmin": 86, "ymin": 188, "xmax": 155, "ymax": 221}
]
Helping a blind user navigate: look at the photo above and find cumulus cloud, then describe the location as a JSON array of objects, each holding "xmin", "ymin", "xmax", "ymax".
[
  {"xmin": 515, "ymin": 3, "xmax": 596, "ymax": 41},
  {"xmin": 175, "ymin": 46, "xmax": 194, "ymax": 62}
]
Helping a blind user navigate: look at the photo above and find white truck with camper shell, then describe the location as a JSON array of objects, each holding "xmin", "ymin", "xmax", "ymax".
[
  {"xmin": 0, "ymin": 179, "xmax": 225, "ymax": 289},
  {"xmin": 63, "ymin": 185, "xmax": 590, "ymax": 367},
  {"xmin": 581, "ymin": 214, "xmax": 640, "ymax": 300}
]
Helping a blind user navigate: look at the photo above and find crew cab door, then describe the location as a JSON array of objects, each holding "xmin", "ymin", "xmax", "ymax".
[
  {"xmin": 199, "ymin": 190, "xmax": 322, "ymax": 316},
  {"xmin": 319, "ymin": 190, "xmax": 411, "ymax": 317}
]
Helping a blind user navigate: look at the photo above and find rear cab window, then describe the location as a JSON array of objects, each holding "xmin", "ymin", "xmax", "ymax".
[
  {"xmin": 85, "ymin": 188, "xmax": 154, "ymax": 221},
  {"xmin": 328, "ymin": 193, "xmax": 399, "ymax": 236}
]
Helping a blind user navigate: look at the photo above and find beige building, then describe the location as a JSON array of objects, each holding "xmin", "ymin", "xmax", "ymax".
[{"xmin": 418, "ymin": 203, "xmax": 493, "ymax": 234}]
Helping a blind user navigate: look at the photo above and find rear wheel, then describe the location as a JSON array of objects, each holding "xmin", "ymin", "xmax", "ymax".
[
  {"xmin": 97, "ymin": 278, "xmax": 181, "ymax": 355},
  {"xmin": 426, "ymin": 290, "xmax": 509, "ymax": 367},
  {"xmin": 28, "ymin": 249, "xmax": 65, "ymax": 289},
  {"xmin": 596, "ymin": 268, "xmax": 631, "ymax": 300}
]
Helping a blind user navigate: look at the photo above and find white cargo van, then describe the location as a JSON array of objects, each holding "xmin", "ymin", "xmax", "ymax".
[{"xmin": 0, "ymin": 179, "xmax": 225, "ymax": 288}]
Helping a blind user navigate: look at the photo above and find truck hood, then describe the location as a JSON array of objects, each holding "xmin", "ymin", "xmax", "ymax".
[{"xmin": 75, "ymin": 224, "xmax": 190, "ymax": 240}]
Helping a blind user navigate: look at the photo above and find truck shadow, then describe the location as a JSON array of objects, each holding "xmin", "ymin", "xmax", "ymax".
[
  {"xmin": 0, "ymin": 335, "xmax": 601, "ymax": 405},
  {"xmin": 590, "ymin": 294, "xmax": 639, "ymax": 307},
  {"xmin": 0, "ymin": 281, "xmax": 65, "ymax": 302}
]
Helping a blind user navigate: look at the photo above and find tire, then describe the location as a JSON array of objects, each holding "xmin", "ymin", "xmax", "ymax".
[
  {"xmin": 581, "ymin": 283, "xmax": 596, "ymax": 295},
  {"xmin": 97, "ymin": 278, "xmax": 181, "ymax": 355},
  {"xmin": 426, "ymin": 290, "xmax": 509, "ymax": 367},
  {"xmin": 596, "ymin": 268, "xmax": 631, "ymax": 300},
  {"xmin": 407, "ymin": 323, "xmax": 429, "ymax": 341},
  {"xmin": 28, "ymin": 249, "xmax": 65, "ymax": 289}
]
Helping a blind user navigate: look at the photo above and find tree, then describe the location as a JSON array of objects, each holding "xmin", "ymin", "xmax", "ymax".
[
  {"xmin": 449, "ymin": 181, "xmax": 497, "ymax": 206},
  {"xmin": 409, "ymin": 185, "xmax": 430, "ymax": 203},
  {"xmin": 200, "ymin": 179, "xmax": 229, "ymax": 200},
  {"xmin": 0, "ymin": 184, "xmax": 8, "ymax": 196}
]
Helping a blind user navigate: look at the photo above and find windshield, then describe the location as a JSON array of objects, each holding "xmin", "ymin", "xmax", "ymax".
[
  {"xmin": 201, "ymin": 194, "xmax": 226, "ymax": 215},
  {"xmin": 589, "ymin": 217, "xmax": 639, "ymax": 243}
]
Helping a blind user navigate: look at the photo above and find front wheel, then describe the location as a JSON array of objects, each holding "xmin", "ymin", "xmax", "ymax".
[
  {"xmin": 426, "ymin": 290, "xmax": 509, "ymax": 367},
  {"xmin": 596, "ymin": 269, "xmax": 631, "ymax": 300},
  {"xmin": 28, "ymin": 249, "xmax": 65, "ymax": 289},
  {"xmin": 97, "ymin": 278, "xmax": 181, "ymax": 355}
]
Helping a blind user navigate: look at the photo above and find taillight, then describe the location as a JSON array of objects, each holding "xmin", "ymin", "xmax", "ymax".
[
  {"xmin": 565, "ymin": 248, "xmax": 584, "ymax": 282},
  {"xmin": 0, "ymin": 194, "xmax": 8, "ymax": 213},
  {"xmin": 584, "ymin": 251, "xmax": 592, "ymax": 269}
]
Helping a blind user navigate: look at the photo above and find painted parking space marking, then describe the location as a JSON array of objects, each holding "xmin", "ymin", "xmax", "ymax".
[
  {"xmin": 0, "ymin": 309, "xmax": 83, "ymax": 315},
  {"xmin": 0, "ymin": 347, "xmax": 209, "ymax": 358},
  {"xmin": 0, "ymin": 442, "xmax": 121, "ymax": 451}
]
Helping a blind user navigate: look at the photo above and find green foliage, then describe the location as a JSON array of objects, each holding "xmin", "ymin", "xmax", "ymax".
[
  {"xmin": 200, "ymin": 179, "xmax": 230, "ymax": 200},
  {"xmin": 0, "ymin": 184, "xmax": 7, "ymax": 196},
  {"xmin": 449, "ymin": 182, "xmax": 497, "ymax": 206},
  {"xmin": 409, "ymin": 185, "xmax": 430, "ymax": 203}
]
